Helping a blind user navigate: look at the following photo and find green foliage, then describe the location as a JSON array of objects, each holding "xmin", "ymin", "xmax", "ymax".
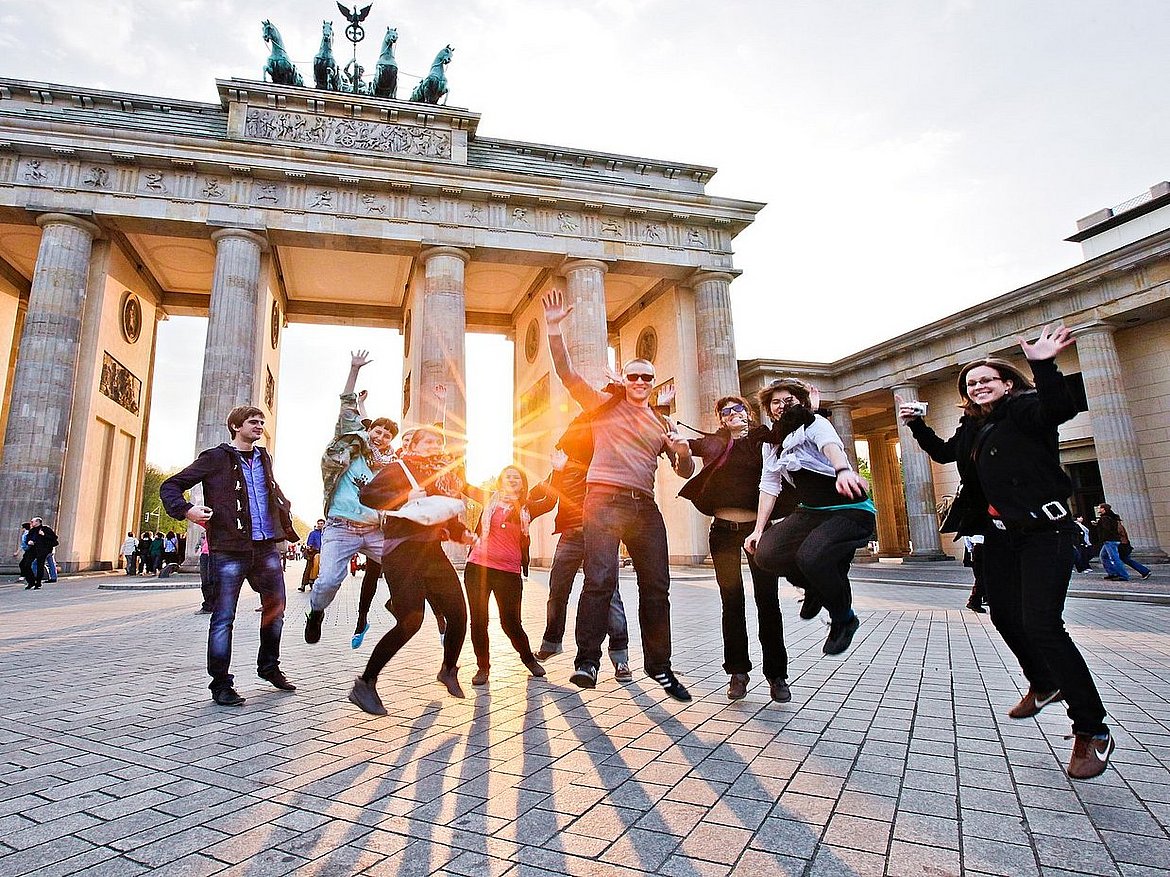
[
  {"xmin": 139, "ymin": 464, "xmax": 188, "ymax": 535},
  {"xmin": 856, "ymin": 457, "xmax": 872, "ymax": 483}
]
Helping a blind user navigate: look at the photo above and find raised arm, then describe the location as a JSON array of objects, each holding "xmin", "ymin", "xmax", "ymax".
[
  {"xmin": 1016, "ymin": 325, "xmax": 1079, "ymax": 429},
  {"xmin": 543, "ymin": 289, "xmax": 606, "ymax": 410}
]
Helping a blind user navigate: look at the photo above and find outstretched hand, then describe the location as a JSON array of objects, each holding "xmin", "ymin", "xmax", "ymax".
[
  {"xmin": 808, "ymin": 385, "xmax": 821, "ymax": 412},
  {"xmin": 655, "ymin": 382, "xmax": 676, "ymax": 408},
  {"xmin": 1019, "ymin": 324, "xmax": 1074, "ymax": 361},
  {"xmin": 432, "ymin": 383, "xmax": 448, "ymax": 401},
  {"xmin": 542, "ymin": 288, "xmax": 573, "ymax": 329},
  {"xmin": 351, "ymin": 349, "xmax": 373, "ymax": 369}
]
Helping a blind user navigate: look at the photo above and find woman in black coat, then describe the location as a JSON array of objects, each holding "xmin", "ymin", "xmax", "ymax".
[{"xmin": 898, "ymin": 325, "xmax": 1113, "ymax": 780}]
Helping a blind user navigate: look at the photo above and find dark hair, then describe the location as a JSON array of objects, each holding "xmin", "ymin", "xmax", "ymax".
[
  {"xmin": 758, "ymin": 378, "xmax": 811, "ymax": 411},
  {"xmin": 956, "ymin": 357, "xmax": 1034, "ymax": 416},
  {"xmin": 226, "ymin": 405, "xmax": 265, "ymax": 437},
  {"xmin": 369, "ymin": 417, "xmax": 398, "ymax": 438},
  {"xmin": 715, "ymin": 394, "xmax": 756, "ymax": 423}
]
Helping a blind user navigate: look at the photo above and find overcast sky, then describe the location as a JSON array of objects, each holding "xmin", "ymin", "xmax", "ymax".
[{"xmin": 2, "ymin": 0, "xmax": 1167, "ymax": 516}]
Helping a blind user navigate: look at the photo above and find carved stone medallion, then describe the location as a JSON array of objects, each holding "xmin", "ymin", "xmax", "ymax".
[
  {"xmin": 635, "ymin": 326, "xmax": 658, "ymax": 364},
  {"xmin": 524, "ymin": 319, "xmax": 539, "ymax": 363},
  {"xmin": 120, "ymin": 292, "xmax": 142, "ymax": 344},
  {"xmin": 270, "ymin": 301, "xmax": 281, "ymax": 349}
]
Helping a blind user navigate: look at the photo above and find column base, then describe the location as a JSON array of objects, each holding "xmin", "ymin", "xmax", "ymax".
[{"xmin": 902, "ymin": 553, "xmax": 955, "ymax": 563}]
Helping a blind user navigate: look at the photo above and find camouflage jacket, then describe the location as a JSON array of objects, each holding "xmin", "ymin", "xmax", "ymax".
[{"xmin": 320, "ymin": 392, "xmax": 370, "ymax": 515}]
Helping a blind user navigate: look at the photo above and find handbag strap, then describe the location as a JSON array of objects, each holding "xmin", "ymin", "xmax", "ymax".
[{"xmin": 398, "ymin": 458, "xmax": 422, "ymax": 491}]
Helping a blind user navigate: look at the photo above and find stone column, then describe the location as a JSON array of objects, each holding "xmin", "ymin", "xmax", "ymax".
[
  {"xmin": 892, "ymin": 383, "xmax": 949, "ymax": 560},
  {"xmin": 1076, "ymin": 322, "xmax": 1166, "ymax": 557},
  {"xmin": 866, "ymin": 434, "xmax": 907, "ymax": 557},
  {"xmin": 417, "ymin": 246, "xmax": 469, "ymax": 444},
  {"xmin": 561, "ymin": 259, "xmax": 610, "ymax": 387},
  {"xmin": 0, "ymin": 213, "xmax": 101, "ymax": 544},
  {"xmin": 692, "ymin": 272, "xmax": 740, "ymax": 431},
  {"xmin": 829, "ymin": 403, "xmax": 858, "ymax": 469},
  {"xmin": 184, "ymin": 228, "xmax": 268, "ymax": 567}
]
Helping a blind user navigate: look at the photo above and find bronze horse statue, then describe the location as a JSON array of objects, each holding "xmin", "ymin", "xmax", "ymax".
[
  {"xmin": 313, "ymin": 20, "xmax": 341, "ymax": 91},
  {"xmin": 410, "ymin": 44, "xmax": 452, "ymax": 104},
  {"xmin": 262, "ymin": 20, "xmax": 304, "ymax": 87},
  {"xmin": 370, "ymin": 27, "xmax": 398, "ymax": 99}
]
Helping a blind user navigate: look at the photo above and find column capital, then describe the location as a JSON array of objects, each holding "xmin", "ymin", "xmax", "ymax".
[
  {"xmin": 36, "ymin": 212, "xmax": 101, "ymax": 239},
  {"xmin": 689, "ymin": 270, "xmax": 736, "ymax": 288},
  {"xmin": 560, "ymin": 258, "xmax": 609, "ymax": 276},
  {"xmin": 210, "ymin": 227, "xmax": 269, "ymax": 251},
  {"xmin": 420, "ymin": 245, "xmax": 470, "ymax": 265},
  {"xmin": 1073, "ymin": 319, "xmax": 1116, "ymax": 338},
  {"xmin": 891, "ymin": 381, "xmax": 920, "ymax": 397}
]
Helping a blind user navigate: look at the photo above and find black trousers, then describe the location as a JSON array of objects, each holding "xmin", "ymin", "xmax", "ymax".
[
  {"xmin": 464, "ymin": 561, "xmax": 536, "ymax": 669},
  {"xmin": 19, "ymin": 549, "xmax": 41, "ymax": 587},
  {"xmin": 362, "ymin": 541, "xmax": 467, "ymax": 682},
  {"xmin": 983, "ymin": 522, "xmax": 1107, "ymax": 736},
  {"xmin": 754, "ymin": 507, "xmax": 874, "ymax": 622},
  {"xmin": 709, "ymin": 521, "xmax": 787, "ymax": 680}
]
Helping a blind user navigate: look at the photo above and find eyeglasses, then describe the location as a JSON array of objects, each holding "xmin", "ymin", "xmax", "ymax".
[
  {"xmin": 965, "ymin": 377, "xmax": 1004, "ymax": 388},
  {"xmin": 624, "ymin": 373, "xmax": 655, "ymax": 384},
  {"xmin": 719, "ymin": 403, "xmax": 747, "ymax": 416}
]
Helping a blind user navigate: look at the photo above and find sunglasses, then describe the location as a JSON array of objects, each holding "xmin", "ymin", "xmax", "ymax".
[
  {"xmin": 719, "ymin": 403, "xmax": 747, "ymax": 416},
  {"xmin": 624, "ymin": 373, "xmax": 655, "ymax": 383}
]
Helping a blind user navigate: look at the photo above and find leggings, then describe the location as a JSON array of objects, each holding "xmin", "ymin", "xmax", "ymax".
[
  {"xmin": 355, "ymin": 558, "xmax": 448, "ymax": 637},
  {"xmin": 362, "ymin": 540, "xmax": 467, "ymax": 682},
  {"xmin": 464, "ymin": 561, "xmax": 536, "ymax": 669}
]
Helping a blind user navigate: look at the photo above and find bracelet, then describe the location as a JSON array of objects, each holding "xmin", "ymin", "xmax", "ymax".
[{"xmin": 834, "ymin": 466, "xmax": 852, "ymax": 475}]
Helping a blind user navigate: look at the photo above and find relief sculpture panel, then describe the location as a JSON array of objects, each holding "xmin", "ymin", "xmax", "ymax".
[{"xmin": 244, "ymin": 108, "xmax": 452, "ymax": 160}]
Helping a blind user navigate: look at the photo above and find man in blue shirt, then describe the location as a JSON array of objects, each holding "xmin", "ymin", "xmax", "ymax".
[
  {"xmin": 304, "ymin": 351, "xmax": 398, "ymax": 646},
  {"xmin": 299, "ymin": 519, "xmax": 325, "ymax": 591},
  {"xmin": 161, "ymin": 406, "xmax": 299, "ymax": 706}
]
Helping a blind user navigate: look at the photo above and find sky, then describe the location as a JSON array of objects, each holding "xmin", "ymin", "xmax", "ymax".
[{"xmin": 2, "ymin": 0, "xmax": 1168, "ymax": 517}]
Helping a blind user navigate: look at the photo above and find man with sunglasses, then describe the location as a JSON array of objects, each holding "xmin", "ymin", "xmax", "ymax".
[
  {"xmin": 543, "ymin": 289, "xmax": 695, "ymax": 701},
  {"xmin": 680, "ymin": 396, "xmax": 794, "ymax": 703}
]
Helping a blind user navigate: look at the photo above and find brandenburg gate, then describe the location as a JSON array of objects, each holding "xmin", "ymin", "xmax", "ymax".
[{"xmin": 0, "ymin": 75, "xmax": 762, "ymax": 570}]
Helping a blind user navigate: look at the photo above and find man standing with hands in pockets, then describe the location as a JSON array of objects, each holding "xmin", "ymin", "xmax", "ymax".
[{"xmin": 161, "ymin": 406, "xmax": 299, "ymax": 707}]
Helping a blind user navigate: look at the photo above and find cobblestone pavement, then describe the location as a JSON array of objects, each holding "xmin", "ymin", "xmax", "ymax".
[{"xmin": 3, "ymin": 564, "xmax": 1170, "ymax": 876}]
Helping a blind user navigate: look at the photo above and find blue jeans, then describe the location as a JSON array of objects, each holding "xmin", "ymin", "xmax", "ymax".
[
  {"xmin": 578, "ymin": 486, "xmax": 672, "ymax": 675},
  {"xmin": 208, "ymin": 542, "xmax": 286, "ymax": 692},
  {"xmin": 309, "ymin": 518, "xmax": 385, "ymax": 612},
  {"xmin": 539, "ymin": 528, "xmax": 629, "ymax": 665},
  {"xmin": 1119, "ymin": 543, "xmax": 1151, "ymax": 578},
  {"xmin": 1099, "ymin": 541, "xmax": 1127, "ymax": 579},
  {"xmin": 34, "ymin": 553, "xmax": 57, "ymax": 582}
]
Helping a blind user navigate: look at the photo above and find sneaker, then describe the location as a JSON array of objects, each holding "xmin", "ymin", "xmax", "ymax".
[
  {"xmin": 212, "ymin": 687, "xmax": 246, "ymax": 707},
  {"xmin": 1008, "ymin": 687, "xmax": 1063, "ymax": 719},
  {"xmin": 614, "ymin": 662, "xmax": 633, "ymax": 682},
  {"xmin": 823, "ymin": 614, "xmax": 860, "ymax": 655},
  {"xmin": 472, "ymin": 667, "xmax": 490, "ymax": 686},
  {"xmin": 260, "ymin": 670, "xmax": 296, "ymax": 691},
  {"xmin": 799, "ymin": 593, "xmax": 823, "ymax": 620},
  {"xmin": 304, "ymin": 609, "xmax": 324, "ymax": 644},
  {"xmin": 534, "ymin": 648, "xmax": 560, "ymax": 661},
  {"xmin": 570, "ymin": 664, "xmax": 598, "ymax": 689},
  {"xmin": 348, "ymin": 677, "xmax": 387, "ymax": 715},
  {"xmin": 523, "ymin": 658, "xmax": 546, "ymax": 678},
  {"xmin": 1141, "ymin": 570, "xmax": 1152, "ymax": 580},
  {"xmin": 437, "ymin": 665, "xmax": 465, "ymax": 698},
  {"xmin": 652, "ymin": 669, "xmax": 693, "ymax": 702},
  {"xmin": 1067, "ymin": 730, "xmax": 1115, "ymax": 780},
  {"xmin": 728, "ymin": 673, "xmax": 749, "ymax": 701},
  {"xmin": 351, "ymin": 622, "xmax": 369, "ymax": 650},
  {"xmin": 768, "ymin": 677, "xmax": 792, "ymax": 703}
]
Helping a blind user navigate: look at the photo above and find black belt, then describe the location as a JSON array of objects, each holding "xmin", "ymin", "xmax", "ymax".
[{"xmin": 712, "ymin": 518, "xmax": 754, "ymax": 532}]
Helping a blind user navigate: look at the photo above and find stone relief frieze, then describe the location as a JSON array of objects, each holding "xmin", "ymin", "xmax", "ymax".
[
  {"xmin": 23, "ymin": 159, "xmax": 50, "ymax": 182},
  {"xmin": 244, "ymin": 108, "xmax": 453, "ymax": 160},
  {"xmin": 83, "ymin": 166, "xmax": 110, "ymax": 188}
]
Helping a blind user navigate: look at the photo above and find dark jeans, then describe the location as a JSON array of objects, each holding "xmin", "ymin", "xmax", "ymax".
[
  {"xmin": 356, "ymin": 558, "xmax": 382, "ymax": 631},
  {"xmin": 578, "ymin": 486, "xmax": 672, "ymax": 675},
  {"xmin": 363, "ymin": 540, "xmax": 467, "ymax": 682},
  {"xmin": 1119, "ymin": 543, "xmax": 1152, "ymax": 578},
  {"xmin": 754, "ymin": 507, "xmax": 874, "ymax": 622},
  {"xmin": 983, "ymin": 522, "xmax": 1107, "ymax": 736},
  {"xmin": 19, "ymin": 549, "xmax": 41, "ymax": 587},
  {"xmin": 198, "ymin": 553, "xmax": 216, "ymax": 612},
  {"xmin": 465, "ymin": 561, "xmax": 536, "ymax": 669},
  {"xmin": 207, "ymin": 542, "xmax": 286, "ymax": 692},
  {"xmin": 540, "ymin": 528, "xmax": 629, "ymax": 663},
  {"xmin": 969, "ymin": 543, "xmax": 987, "ymax": 603},
  {"xmin": 710, "ymin": 521, "xmax": 787, "ymax": 680}
]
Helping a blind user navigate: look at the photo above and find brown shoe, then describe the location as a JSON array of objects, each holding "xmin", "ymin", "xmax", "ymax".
[
  {"xmin": 768, "ymin": 677, "xmax": 792, "ymax": 703},
  {"xmin": 523, "ymin": 658, "xmax": 546, "ymax": 678},
  {"xmin": 437, "ymin": 665, "xmax": 466, "ymax": 698},
  {"xmin": 728, "ymin": 673, "xmax": 749, "ymax": 700},
  {"xmin": 471, "ymin": 666, "xmax": 490, "ymax": 686},
  {"xmin": 1067, "ymin": 731, "xmax": 1115, "ymax": 780},
  {"xmin": 1008, "ymin": 687, "xmax": 1063, "ymax": 719}
]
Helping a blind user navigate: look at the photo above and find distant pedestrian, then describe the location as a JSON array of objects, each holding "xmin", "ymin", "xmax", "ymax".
[
  {"xmin": 163, "ymin": 531, "xmax": 179, "ymax": 565},
  {"xmin": 1096, "ymin": 504, "xmax": 1128, "ymax": 581},
  {"xmin": 300, "ymin": 519, "xmax": 324, "ymax": 591},
  {"xmin": 137, "ymin": 532, "xmax": 153, "ymax": 574},
  {"xmin": 149, "ymin": 532, "xmax": 165, "ymax": 575},
  {"xmin": 1117, "ymin": 519, "xmax": 1152, "ymax": 580},
  {"xmin": 120, "ymin": 532, "xmax": 138, "ymax": 573},
  {"xmin": 21, "ymin": 517, "xmax": 59, "ymax": 590}
]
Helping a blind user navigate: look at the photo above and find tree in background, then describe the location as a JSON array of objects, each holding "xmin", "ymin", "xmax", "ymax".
[{"xmin": 140, "ymin": 464, "xmax": 188, "ymax": 535}]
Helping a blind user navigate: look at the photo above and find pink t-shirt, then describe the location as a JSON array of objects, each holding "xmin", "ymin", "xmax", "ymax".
[{"xmin": 467, "ymin": 505, "xmax": 523, "ymax": 574}]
